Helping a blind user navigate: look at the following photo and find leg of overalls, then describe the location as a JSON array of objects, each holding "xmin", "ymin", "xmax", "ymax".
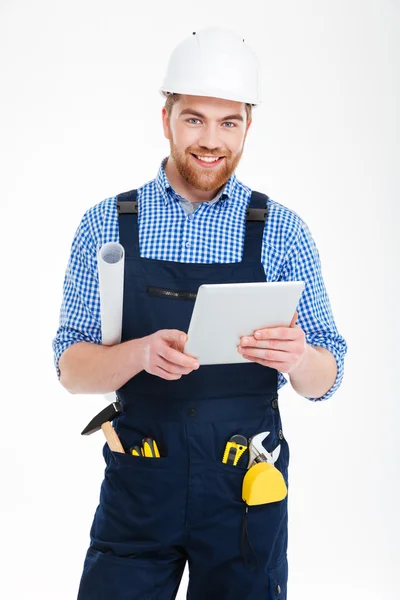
[{"xmin": 78, "ymin": 547, "xmax": 186, "ymax": 600}]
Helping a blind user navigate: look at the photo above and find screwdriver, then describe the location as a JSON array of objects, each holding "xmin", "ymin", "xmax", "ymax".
[
  {"xmin": 130, "ymin": 446, "xmax": 142, "ymax": 457},
  {"xmin": 142, "ymin": 437, "xmax": 161, "ymax": 458}
]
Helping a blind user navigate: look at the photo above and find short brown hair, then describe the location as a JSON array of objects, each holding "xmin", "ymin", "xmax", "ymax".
[{"xmin": 164, "ymin": 93, "xmax": 252, "ymax": 122}]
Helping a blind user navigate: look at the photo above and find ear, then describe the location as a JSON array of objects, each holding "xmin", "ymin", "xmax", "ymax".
[
  {"xmin": 243, "ymin": 118, "xmax": 252, "ymax": 143},
  {"xmin": 162, "ymin": 107, "xmax": 170, "ymax": 140}
]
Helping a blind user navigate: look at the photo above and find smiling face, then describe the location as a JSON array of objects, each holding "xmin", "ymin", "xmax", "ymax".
[{"xmin": 162, "ymin": 95, "xmax": 252, "ymax": 194}]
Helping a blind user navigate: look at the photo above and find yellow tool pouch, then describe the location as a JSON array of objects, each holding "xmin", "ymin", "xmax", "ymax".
[{"xmin": 242, "ymin": 462, "xmax": 287, "ymax": 506}]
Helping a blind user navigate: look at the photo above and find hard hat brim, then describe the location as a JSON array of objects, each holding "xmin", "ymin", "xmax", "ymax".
[{"xmin": 159, "ymin": 87, "xmax": 261, "ymax": 107}]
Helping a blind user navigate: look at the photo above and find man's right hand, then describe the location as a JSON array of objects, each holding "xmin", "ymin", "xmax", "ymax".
[{"xmin": 139, "ymin": 330, "xmax": 200, "ymax": 381}]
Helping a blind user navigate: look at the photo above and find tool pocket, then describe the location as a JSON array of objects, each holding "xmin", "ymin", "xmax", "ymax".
[
  {"xmin": 209, "ymin": 454, "xmax": 249, "ymax": 519},
  {"xmin": 213, "ymin": 460, "xmax": 248, "ymax": 508},
  {"xmin": 267, "ymin": 555, "xmax": 288, "ymax": 599},
  {"xmin": 109, "ymin": 449, "xmax": 169, "ymax": 466},
  {"xmin": 96, "ymin": 444, "xmax": 185, "ymax": 548}
]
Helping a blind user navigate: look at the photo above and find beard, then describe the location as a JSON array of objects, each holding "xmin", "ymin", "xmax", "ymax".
[{"xmin": 167, "ymin": 137, "xmax": 244, "ymax": 192}]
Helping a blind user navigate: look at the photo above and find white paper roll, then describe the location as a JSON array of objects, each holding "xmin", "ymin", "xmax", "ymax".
[{"xmin": 97, "ymin": 242, "xmax": 125, "ymax": 346}]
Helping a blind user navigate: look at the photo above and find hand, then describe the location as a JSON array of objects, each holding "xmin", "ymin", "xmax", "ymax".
[
  {"xmin": 238, "ymin": 312, "xmax": 307, "ymax": 373},
  {"xmin": 139, "ymin": 329, "xmax": 200, "ymax": 381}
]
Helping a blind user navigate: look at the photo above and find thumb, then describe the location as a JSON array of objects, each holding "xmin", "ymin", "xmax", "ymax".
[
  {"xmin": 290, "ymin": 311, "xmax": 298, "ymax": 327},
  {"xmin": 161, "ymin": 329, "xmax": 187, "ymax": 345}
]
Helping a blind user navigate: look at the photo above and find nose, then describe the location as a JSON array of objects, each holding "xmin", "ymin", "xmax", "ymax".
[{"xmin": 198, "ymin": 124, "xmax": 222, "ymax": 152}]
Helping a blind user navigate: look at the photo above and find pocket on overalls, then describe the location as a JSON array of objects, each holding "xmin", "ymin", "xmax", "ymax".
[
  {"xmin": 108, "ymin": 448, "xmax": 173, "ymax": 498},
  {"xmin": 97, "ymin": 444, "xmax": 185, "ymax": 546},
  {"xmin": 109, "ymin": 449, "xmax": 169, "ymax": 466},
  {"xmin": 266, "ymin": 555, "xmax": 288, "ymax": 599},
  {"xmin": 211, "ymin": 421, "xmax": 289, "ymax": 570},
  {"xmin": 210, "ymin": 418, "xmax": 289, "ymax": 506},
  {"xmin": 208, "ymin": 420, "xmax": 256, "ymax": 507},
  {"xmin": 213, "ymin": 460, "xmax": 249, "ymax": 510}
]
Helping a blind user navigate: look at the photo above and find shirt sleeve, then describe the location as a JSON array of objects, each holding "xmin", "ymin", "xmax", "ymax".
[
  {"xmin": 280, "ymin": 219, "xmax": 347, "ymax": 401},
  {"xmin": 52, "ymin": 210, "xmax": 102, "ymax": 378}
]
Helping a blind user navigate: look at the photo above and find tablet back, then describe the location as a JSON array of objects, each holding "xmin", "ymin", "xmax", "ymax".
[{"xmin": 184, "ymin": 281, "xmax": 305, "ymax": 365}]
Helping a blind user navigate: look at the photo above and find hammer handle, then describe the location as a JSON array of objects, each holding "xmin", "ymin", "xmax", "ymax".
[{"xmin": 101, "ymin": 421, "xmax": 125, "ymax": 453}]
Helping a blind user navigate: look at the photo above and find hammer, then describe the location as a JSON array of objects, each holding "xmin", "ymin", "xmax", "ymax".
[{"xmin": 81, "ymin": 401, "xmax": 125, "ymax": 453}]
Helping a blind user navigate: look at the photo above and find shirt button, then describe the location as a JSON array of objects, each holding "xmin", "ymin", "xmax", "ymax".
[
  {"xmin": 278, "ymin": 429, "xmax": 284, "ymax": 440},
  {"xmin": 276, "ymin": 584, "xmax": 281, "ymax": 594},
  {"xmin": 272, "ymin": 398, "xmax": 278, "ymax": 409},
  {"xmin": 185, "ymin": 241, "xmax": 190, "ymax": 248},
  {"xmin": 188, "ymin": 408, "xmax": 196, "ymax": 417}
]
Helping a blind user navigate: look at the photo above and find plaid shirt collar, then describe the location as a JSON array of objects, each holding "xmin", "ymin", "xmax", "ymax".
[{"xmin": 155, "ymin": 156, "xmax": 238, "ymax": 207}]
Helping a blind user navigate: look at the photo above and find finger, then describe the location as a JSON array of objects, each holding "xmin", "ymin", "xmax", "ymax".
[
  {"xmin": 290, "ymin": 311, "xmax": 298, "ymax": 328},
  {"xmin": 156, "ymin": 356, "xmax": 195, "ymax": 376},
  {"xmin": 251, "ymin": 327, "xmax": 298, "ymax": 341},
  {"xmin": 239, "ymin": 352, "xmax": 292, "ymax": 370},
  {"xmin": 155, "ymin": 365, "xmax": 183, "ymax": 381},
  {"xmin": 239, "ymin": 347, "xmax": 289, "ymax": 362},
  {"xmin": 160, "ymin": 346, "xmax": 200, "ymax": 370},
  {"xmin": 239, "ymin": 338, "xmax": 298, "ymax": 352},
  {"xmin": 160, "ymin": 329, "xmax": 188, "ymax": 345}
]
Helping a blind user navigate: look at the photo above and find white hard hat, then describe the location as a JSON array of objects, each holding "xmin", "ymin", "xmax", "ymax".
[{"xmin": 160, "ymin": 27, "xmax": 262, "ymax": 106}]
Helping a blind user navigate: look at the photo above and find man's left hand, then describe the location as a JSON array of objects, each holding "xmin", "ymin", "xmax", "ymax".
[{"xmin": 238, "ymin": 311, "xmax": 307, "ymax": 373}]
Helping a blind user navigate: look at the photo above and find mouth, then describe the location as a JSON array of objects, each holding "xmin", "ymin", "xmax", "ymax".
[{"xmin": 190, "ymin": 153, "xmax": 225, "ymax": 168}]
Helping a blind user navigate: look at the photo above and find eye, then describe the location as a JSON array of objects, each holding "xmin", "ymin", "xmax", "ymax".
[
  {"xmin": 223, "ymin": 122, "xmax": 235, "ymax": 128},
  {"xmin": 187, "ymin": 118, "xmax": 201, "ymax": 124}
]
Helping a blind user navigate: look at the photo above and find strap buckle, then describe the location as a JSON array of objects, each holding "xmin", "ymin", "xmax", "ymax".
[
  {"xmin": 246, "ymin": 208, "xmax": 268, "ymax": 222},
  {"xmin": 117, "ymin": 200, "xmax": 138, "ymax": 214}
]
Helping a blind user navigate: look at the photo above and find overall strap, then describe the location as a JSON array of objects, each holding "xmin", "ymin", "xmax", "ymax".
[
  {"xmin": 242, "ymin": 190, "xmax": 269, "ymax": 262},
  {"xmin": 116, "ymin": 188, "xmax": 269, "ymax": 263},
  {"xmin": 116, "ymin": 189, "xmax": 139, "ymax": 257}
]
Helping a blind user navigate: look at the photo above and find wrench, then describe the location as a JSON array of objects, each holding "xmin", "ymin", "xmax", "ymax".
[{"xmin": 247, "ymin": 431, "xmax": 281, "ymax": 469}]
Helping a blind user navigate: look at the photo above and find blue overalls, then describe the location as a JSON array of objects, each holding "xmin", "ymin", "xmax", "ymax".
[{"xmin": 77, "ymin": 189, "xmax": 289, "ymax": 599}]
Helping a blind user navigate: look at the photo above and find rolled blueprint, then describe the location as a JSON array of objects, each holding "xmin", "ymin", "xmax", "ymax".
[{"xmin": 97, "ymin": 242, "xmax": 125, "ymax": 345}]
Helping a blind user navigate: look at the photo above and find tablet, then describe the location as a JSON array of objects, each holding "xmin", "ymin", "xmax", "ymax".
[{"xmin": 184, "ymin": 281, "xmax": 305, "ymax": 365}]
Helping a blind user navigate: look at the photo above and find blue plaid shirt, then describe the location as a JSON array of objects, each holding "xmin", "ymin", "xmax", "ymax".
[{"xmin": 53, "ymin": 158, "xmax": 347, "ymax": 401}]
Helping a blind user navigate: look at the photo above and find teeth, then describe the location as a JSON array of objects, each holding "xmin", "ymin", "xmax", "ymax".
[{"xmin": 195, "ymin": 155, "xmax": 221, "ymax": 163}]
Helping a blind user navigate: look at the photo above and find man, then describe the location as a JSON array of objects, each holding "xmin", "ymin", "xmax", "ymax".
[{"xmin": 53, "ymin": 27, "xmax": 347, "ymax": 599}]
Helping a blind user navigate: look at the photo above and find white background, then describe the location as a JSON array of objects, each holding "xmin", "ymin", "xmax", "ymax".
[{"xmin": 1, "ymin": 1, "xmax": 399, "ymax": 598}]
